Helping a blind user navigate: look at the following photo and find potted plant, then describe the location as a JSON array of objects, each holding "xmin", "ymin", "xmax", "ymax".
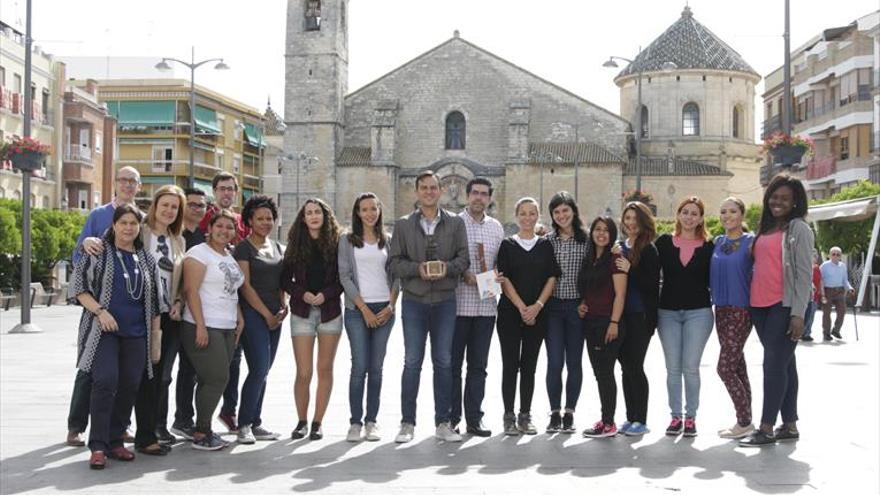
[
  {"xmin": 0, "ymin": 135, "xmax": 50, "ymax": 172},
  {"xmin": 762, "ymin": 132, "xmax": 814, "ymax": 166}
]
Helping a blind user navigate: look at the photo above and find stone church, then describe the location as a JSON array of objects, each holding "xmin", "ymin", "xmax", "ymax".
[{"xmin": 280, "ymin": 0, "xmax": 762, "ymax": 230}]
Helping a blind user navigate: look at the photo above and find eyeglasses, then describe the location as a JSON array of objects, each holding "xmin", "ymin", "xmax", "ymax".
[
  {"xmin": 831, "ymin": 253, "xmax": 841, "ymax": 257},
  {"xmin": 187, "ymin": 202, "xmax": 207, "ymax": 210},
  {"xmin": 216, "ymin": 185, "xmax": 237, "ymax": 193},
  {"xmin": 116, "ymin": 177, "xmax": 139, "ymax": 186}
]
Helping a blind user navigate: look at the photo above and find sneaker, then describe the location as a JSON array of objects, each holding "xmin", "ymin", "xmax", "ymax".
[
  {"xmin": 503, "ymin": 413, "xmax": 518, "ymax": 436},
  {"xmin": 212, "ymin": 432, "xmax": 231, "ymax": 448},
  {"xmin": 218, "ymin": 411, "xmax": 238, "ymax": 433},
  {"xmin": 625, "ymin": 422, "xmax": 650, "ymax": 437},
  {"xmin": 192, "ymin": 432, "xmax": 226, "ymax": 451},
  {"xmin": 617, "ymin": 421, "xmax": 632, "ymax": 435},
  {"xmin": 395, "ymin": 423, "xmax": 415, "ymax": 443},
  {"xmin": 823, "ymin": 333, "xmax": 833, "ymax": 342},
  {"xmin": 170, "ymin": 424, "xmax": 195, "ymax": 441},
  {"xmin": 364, "ymin": 422, "xmax": 381, "ymax": 441},
  {"xmin": 517, "ymin": 413, "xmax": 537, "ymax": 435},
  {"xmin": 290, "ymin": 420, "xmax": 308, "ymax": 440},
  {"xmin": 800, "ymin": 335, "xmax": 814, "ymax": 342},
  {"xmin": 346, "ymin": 423, "xmax": 363, "ymax": 442},
  {"xmin": 831, "ymin": 329, "xmax": 843, "ymax": 339},
  {"xmin": 252, "ymin": 425, "xmax": 280, "ymax": 441},
  {"xmin": 546, "ymin": 411, "xmax": 562, "ymax": 433},
  {"xmin": 773, "ymin": 425, "xmax": 800, "ymax": 442},
  {"xmin": 156, "ymin": 426, "xmax": 178, "ymax": 445},
  {"xmin": 561, "ymin": 412, "xmax": 575, "ymax": 433},
  {"xmin": 683, "ymin": 417, "xmax": 697, "ymax": 437},
  {"xmin": 738, "ymin": 429, "xmax": 776, "ymax": 448},
  {"xmin": 238, "ymin": 424, "xmax": 256, "ymax": 444},
  {"xmin": 583, "ymin": 421, "xmax": 618, "ymax": 438},
  {"xmin": 666, "ymin": 416, "xmax": 684, "ymax": 436},
  {"xmin": 718, "ymin": 423, "xmax": 755, "ymax": 439},
  {"xmin": 309, "ymin": 422, "xmax": 323, "ymax": 440},
  {"xmin": 435, "ymin": 422, "xmax": 463, "ymax": 442}
]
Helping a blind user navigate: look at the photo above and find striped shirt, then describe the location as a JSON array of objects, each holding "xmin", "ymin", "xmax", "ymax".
[
  {"xmin": 548, "ymin": 231, "xmax": 589, "ymax": 300},
  {"xmin": 455, "ymin": 209, "xmax": 505, "ymax": 317}
]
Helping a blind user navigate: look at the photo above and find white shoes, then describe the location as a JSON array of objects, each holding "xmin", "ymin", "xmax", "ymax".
[
  {"xmin": 435, "ymin": 422, "xmax": 462, "ymax": 442},
  {"xmin": 395, "ymin": 423, "xmax": 415, "ymax": 443},
  {"xmin": 364, "ymin": 422, "xmax": 381, "ymax": 442},
  {"xmin": 237, "ymin": 424, "xmax": 256, "ymax": 444},
  {"xmin": 718, "ymin": 423, "xmax": 755, "ymax": 439},
  {"xmin": 346, "ymin": 424, "xmax": 362, "ymax": 442}
]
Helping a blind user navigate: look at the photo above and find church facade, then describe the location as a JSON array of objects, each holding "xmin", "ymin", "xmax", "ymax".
[{"xmin": 281, "ymin": 0, "xmax": 762, "ymax": 231}]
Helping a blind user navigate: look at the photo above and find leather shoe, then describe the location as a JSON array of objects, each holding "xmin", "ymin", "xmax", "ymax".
[
  {"xmin": 107, "ymin": 446, "xmax": 135, "ymax": 461},
  {"xmin": 89, "ymin": 451, "xmax": 106, "ymax": 470},
  {"xmin": 67, "ymin": 430, "xmax": 86, "ymax": 447},
  {"xmin": 122, "ymin": 429, "xmax": 135, "ymax": 444},
  {"xmin": 466, "ymin": 422, "xmax": 492, "ymax": 437}
]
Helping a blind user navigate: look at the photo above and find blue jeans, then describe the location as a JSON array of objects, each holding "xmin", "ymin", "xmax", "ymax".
[
  {"xmin": 451, "ymin": 315, "xmax": 495, "ymax": 426},
  {"xmin": 238, "ymin": 307, "xmax": 282, "ymax": 427},
  {"xmin": 400, "ymin": 298, "xmax": 456, "ymax": 426},
  {"xmin": 750, "ymin": 303, "xmax": 799, "ymax": 426},
  {"xmin": 544, "ymin": 298, "xmax": 584, "ymax": 412},
  {"xmin": 802, "ymin": 301, "xmax": 816, "ymax": 338},
  {"xmin": 345, "ymin": 303, "xmax": 395, "ymax": 425},
  {"xmin": 657, "ymin": 308, "xmax": 714, "ymax": 418}
]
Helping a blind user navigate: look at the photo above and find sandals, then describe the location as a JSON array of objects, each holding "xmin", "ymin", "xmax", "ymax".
[
  {"xmin": 107, "ymin": 446, "xmax": 136, "ymax": 461},
  {"xmin": 89, "ymin": 451, "xmax": 106, "ymax": 470},
  {"xmin": 135, "ymin": 443, "xmax": 171, "ymax": 456}
]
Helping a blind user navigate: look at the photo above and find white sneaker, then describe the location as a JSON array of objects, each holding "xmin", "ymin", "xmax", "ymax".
[
  {"xmin": 718, "ymin": 423, "xmax": 755, "ymax": 439},
  {"xmin": 435, "ymin": 422, "xmax": 463, "ymax": 442},
  {"xmin": 364, "ymin": 422, "xmax": 381, "ymax": 442},
  {"xmin": 251, "ymin": 425, "xmax": 280, "ymax": 441},
  {"xmin": 395, "ymin": 423, "xmax": 415, "ymax": 443},
  {"xmin": 237, "ymin": 424, "xmax": 255, "ymax": 444},
  {"xmin": 346, "ymin": 423, "xmax": 362, "ymax": 442}
]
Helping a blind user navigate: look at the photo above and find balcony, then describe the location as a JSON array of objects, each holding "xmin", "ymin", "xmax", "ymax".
[
  {"xmin": 805, "ymin": 156, "xmax": 837, "ymax": 181},
  {"xmin": 64, "ymin": 145, "xmax": 92, "ymax": 163},
  {"xmin": 63, "ymin": 160, "xmax": 94, "ymax": 183}
]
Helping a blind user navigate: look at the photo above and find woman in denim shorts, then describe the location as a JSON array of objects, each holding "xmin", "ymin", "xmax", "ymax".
[{"xmin": 280, "ymin": 198, "xmax": 343, "ymax": 441}]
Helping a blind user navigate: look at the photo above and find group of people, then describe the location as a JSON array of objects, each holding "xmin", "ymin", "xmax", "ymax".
[{"xmin": 65, "ymin": 166, "xmax": 819, "ymax": 470}]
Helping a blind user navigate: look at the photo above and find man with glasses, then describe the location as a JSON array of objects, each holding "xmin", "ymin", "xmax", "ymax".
[
  {"xmin": 820, "ymin": 247, "xmax": 855, "ymax": 340},
  {"xmin": 182, "ymin": 188, "xmax": 207, "ymax": 249},
  {"xmin": 389, "ymin": 170, "xmax": 469, "ymax": 443},
  {"xmin": 66, "ymin": 166, "xmax": 141, "ymax": 446},
  {"xmin": 451, "ymin": 177, "xmax": 504, "ymax": 437},
  {"xmin": 196, "ymin": 171, "xmax": 250, "ymax": 432}
]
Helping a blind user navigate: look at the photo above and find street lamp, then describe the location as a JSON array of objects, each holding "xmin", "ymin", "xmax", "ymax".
[
  {"xmin": 603, "ymin": 51, "xmax": 677, "ymax": 194},
  {"xmin": 528, "ymin": 150, "xmax": 563, "ymax": 208},
  {"xmin": 155, "ymin": 47, "xmax": 229, "ymax": 189}
]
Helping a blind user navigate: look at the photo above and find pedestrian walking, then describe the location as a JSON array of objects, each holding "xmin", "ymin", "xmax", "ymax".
[{"xmin": 820, "ymin": 246, "xmax": 855, "ymax": 340}]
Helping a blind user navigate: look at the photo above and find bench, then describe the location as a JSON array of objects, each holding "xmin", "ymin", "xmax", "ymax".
[
  {"xmin": 29, "ymin": 282, "xmax": 55, "ymax": 308},
  {"xmin": 0, "ymin": 287, "xmax": 14, "ymax": 311}
]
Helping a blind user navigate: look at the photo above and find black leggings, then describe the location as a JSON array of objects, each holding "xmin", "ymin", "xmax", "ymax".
[
  {"xmin": 584, "ymin": 315, "xmax": 625, "ymax": 424},
  {"xmin": 617, "ymin": 312, "xmax": 653, "ymax": 424},
  {"xmin": 496, "ymin": 307, "xmax": 546, "ymax": 415}
]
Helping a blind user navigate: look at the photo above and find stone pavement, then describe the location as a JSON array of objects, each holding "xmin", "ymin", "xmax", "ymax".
[{"xmin": 1, "ymin": 305, "xmax": 878, "ymax": 494}]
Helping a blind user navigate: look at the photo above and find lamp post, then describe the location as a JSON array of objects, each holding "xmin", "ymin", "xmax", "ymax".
[
  {"xmin": 603, "ymin": 50, "xmax": 677, "ymax": 195},
  {"xmin": 155, "ymin": 47, "xmax": 229, "ymax": 189},
  {"xmin": 528, "ymin": 150, "xmax": 563, "ymax": 208}
]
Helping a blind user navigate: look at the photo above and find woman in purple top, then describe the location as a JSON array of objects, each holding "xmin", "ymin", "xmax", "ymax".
[{"xmin": 710, "ymin": 197, "xmax": 755, "ymax": 439}]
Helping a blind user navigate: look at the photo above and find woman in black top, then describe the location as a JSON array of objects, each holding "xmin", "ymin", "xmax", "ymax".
[
  {"xmin": 655, "ymin": 196, "xmax": 715, "ymax": 438},
  {"xmin": 496, "ymin": 197, "xmax": 561, "ymax": 436},
  {"xmin": 614, "ymin": 201, "xmax": 660, "ymax": 437}
]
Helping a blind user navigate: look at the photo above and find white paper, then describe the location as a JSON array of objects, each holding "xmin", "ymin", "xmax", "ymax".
[{"xmin": 476, "ymin": 270, "xmax": 501, "ymax": 300}]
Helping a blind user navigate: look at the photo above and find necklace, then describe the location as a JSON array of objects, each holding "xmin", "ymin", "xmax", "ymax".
[{"xmin": 116, "ymin": 249, "xmax": 144, "ymax": 300}]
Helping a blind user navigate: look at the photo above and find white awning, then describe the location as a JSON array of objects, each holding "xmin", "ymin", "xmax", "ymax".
[{"xmin": 808, "ymin": 196, "xmax": 879, "ymax": 222}]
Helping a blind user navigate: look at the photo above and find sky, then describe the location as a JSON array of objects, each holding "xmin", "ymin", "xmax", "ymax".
[{"xmin": 3, "ymin": 0, "xmax": 878, "ymax": 141}]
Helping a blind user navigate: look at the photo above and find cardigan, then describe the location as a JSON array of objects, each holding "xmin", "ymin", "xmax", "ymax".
[{"xmin": 337, "ymin": 233, "xmax": 400, "ymax": 310}]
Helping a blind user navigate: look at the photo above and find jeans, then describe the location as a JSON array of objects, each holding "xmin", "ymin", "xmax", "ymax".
[
  {"xmin": 67, "ymin": 369, "xmax": 91, "ymax": 433},
  {"xmin": 497, "ymin": 306, "xmax": 546, "ymax": 414},
  {"xmin": 544, "ymin": 298, "xmax": 584, "ymax": 412},
  {"xmin": 345, "ymin": 303, "xmax": 395, "ymax": 425},
  {"xmin": 802, "ymin": 301, "xmax": 816, "ymax": 338},
  {"xmin": 221, "ymin": 344, "xmax": 243, "ymax": 416},
  {"xmin": 451, "ymin": 315, "xmax": 495, "ymax": 426},
  {"xmin": 657, "ymin": 307, "xmax": 714, "ymax": 418},
  {"xmin": 88, "ymin": 333, "xmax": 145, "ymax": 453},
  {"xmin": 584, "ymin": 315, "xmax": 625, "ymax": 424},
  {"xmin": 238, "ymin": 307, "xmax": 282, "ymax": 428},
  {"xmin": 618, "ymin": 312, "xmax": 654, "ymax": 424},
  {"xmin": 750, "ymin": 303, "xmax": 799, "ymax": 426},
  {"xmin": 400, "ymin": 298, "xmax": 457, "ymax": 426}
]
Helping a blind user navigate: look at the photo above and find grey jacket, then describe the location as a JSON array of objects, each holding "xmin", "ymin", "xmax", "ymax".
[
  {"xmin": 389, "ymin": 208, "xmax": 469, "ymax": 304},
  {"xmin": 781, "ymin": 217, "xmax": 815, "ymax": 319},
  {"xmin": 337, "ymin": 233, "xmax": 400, "ymax": 310}
]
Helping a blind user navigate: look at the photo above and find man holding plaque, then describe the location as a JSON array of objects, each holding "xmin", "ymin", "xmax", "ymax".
[
  {"xmin": 389, "ymin": 171, "xmax": 470, "ymax": 443},
  {"xmin": 450, "ymin": 178, "xmax": 505, "ymax": 437}
]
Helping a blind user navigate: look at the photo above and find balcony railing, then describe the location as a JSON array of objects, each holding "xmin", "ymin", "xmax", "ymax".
[
  {"xmin": 806, "ymin": 156, "xmax": 837, "ymax": 181},
  {"xmin": 64, "ymin": 146, "xmax": 92, "ymax": 162}
]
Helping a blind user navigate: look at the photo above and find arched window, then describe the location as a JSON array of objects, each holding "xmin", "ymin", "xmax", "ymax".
[
  {"xmin": 732, "ymin": 105, "xmax": 743, "ymax": 139},
  {"xmin": 445, "ymin": 111, "xmax": 466, "ymax": 150},
  {"xmin": 682, "ymin": 102, "xmax": 700, "ymax": 136},
  {"xmin": 305, "ymin": 0, "xmax": 321, "ymax": 31},
  {"xmin": 639, "ymin": 105, "xmax": 649, "ymax": 138}
]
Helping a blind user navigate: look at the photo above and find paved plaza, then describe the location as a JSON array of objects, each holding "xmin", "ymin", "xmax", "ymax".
[{"xmin": 0, "ymin": 304, "xmax": 877, "ymax": 494}]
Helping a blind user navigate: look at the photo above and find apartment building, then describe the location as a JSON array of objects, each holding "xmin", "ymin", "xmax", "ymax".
[
  {"xmin": 0, "ymin": 20, "xmax": 65, "ymax": 208},
  {"xmin": 762, "ymin": 11, "xmax": 880, "ymax": 198},
  {"xmin": 62, "ymin": 80, "xmax": 116, "ymax": 210}
]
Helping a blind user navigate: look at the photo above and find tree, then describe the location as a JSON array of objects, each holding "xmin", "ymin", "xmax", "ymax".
[{"xmin": 810, "ymin": 181, "xmax": 880, "ymax": 255}]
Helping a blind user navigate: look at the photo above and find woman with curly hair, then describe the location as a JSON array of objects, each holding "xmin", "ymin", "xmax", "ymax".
[{"xmin": 281, "ymin": 198, "xmax": 344, "ymax": 441}]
